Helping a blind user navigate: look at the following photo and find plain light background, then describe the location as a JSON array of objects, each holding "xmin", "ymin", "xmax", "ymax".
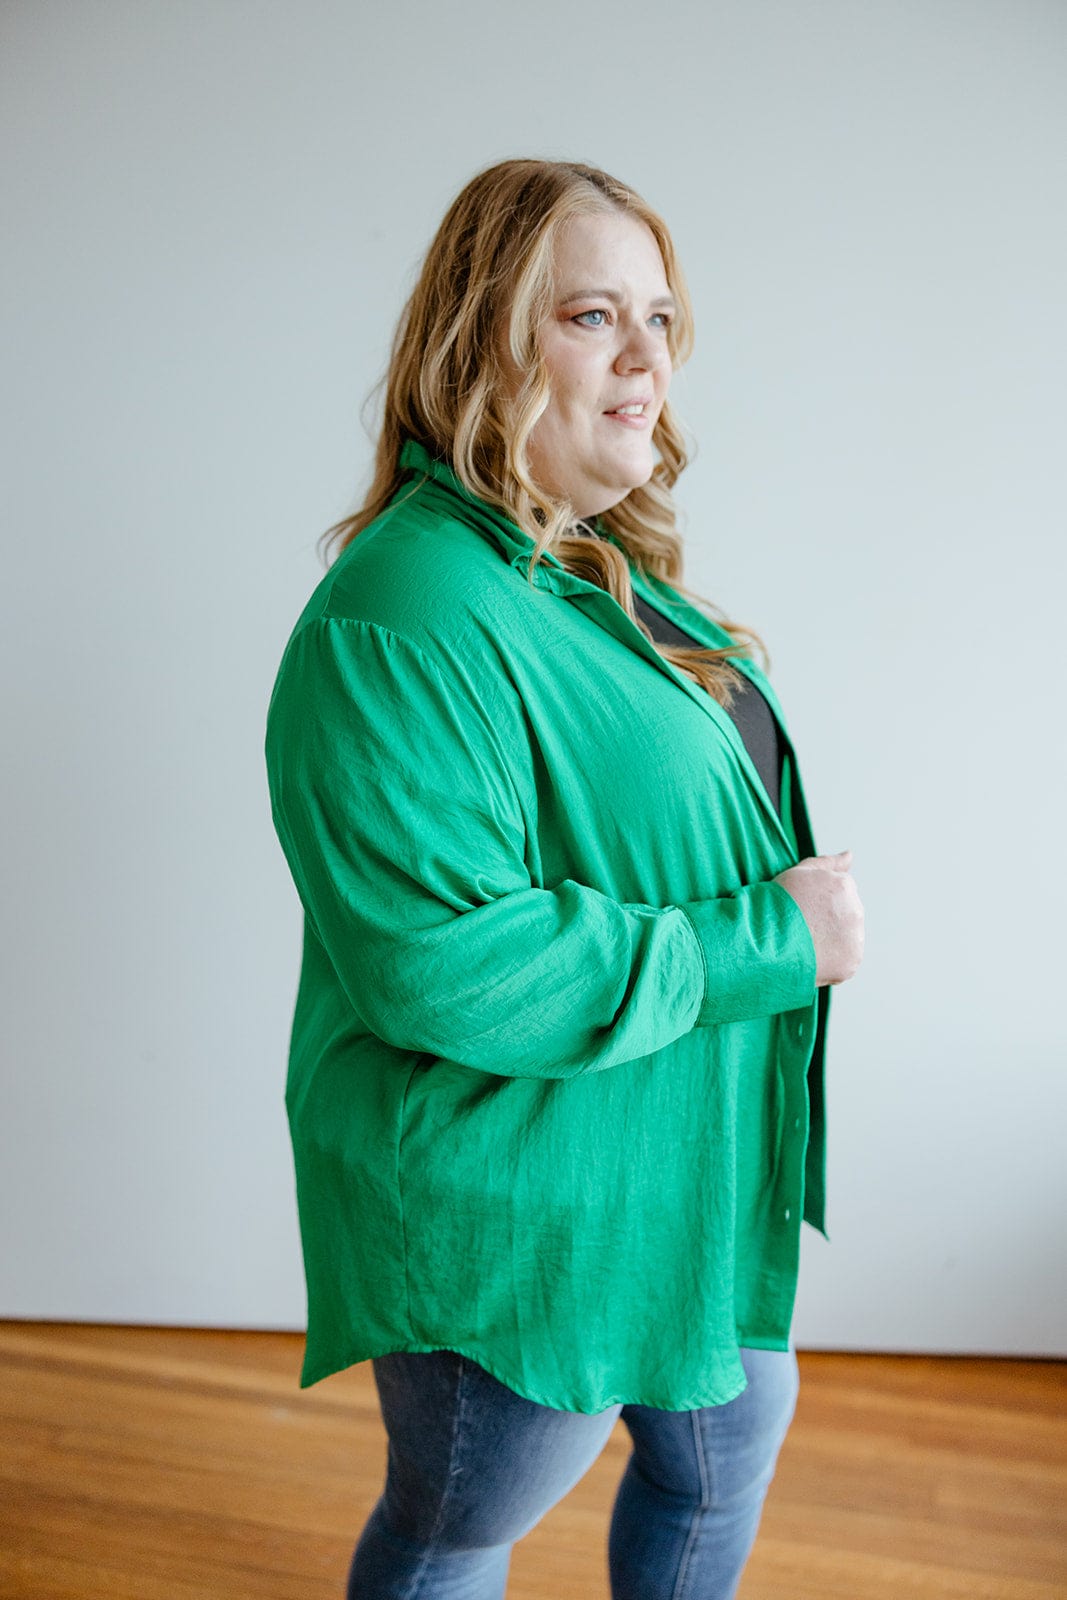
[{"xmin": 2, "ymin": 0, "xmax": 1064, "ymax": 1359}]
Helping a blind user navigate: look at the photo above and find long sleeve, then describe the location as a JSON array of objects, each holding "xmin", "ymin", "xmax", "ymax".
[{"xmin": 264, "ymin": 615, "xmax": 816, "ymax": 1080}]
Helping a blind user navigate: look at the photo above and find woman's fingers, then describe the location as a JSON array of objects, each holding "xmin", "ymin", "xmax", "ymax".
[{"xmin": 773, "ymin": 850, "xmax": 865, "ymax": 987}]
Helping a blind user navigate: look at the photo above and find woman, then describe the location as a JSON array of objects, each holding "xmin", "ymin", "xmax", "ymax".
[{"xmin": 265, "ymin": 158, "xmax": 864, "ymax": 1599}]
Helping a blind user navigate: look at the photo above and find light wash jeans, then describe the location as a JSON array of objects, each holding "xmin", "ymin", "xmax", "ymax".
[{"xmin": 346, "ymin": 1344, "xmax": 799, "ymax": 1599}]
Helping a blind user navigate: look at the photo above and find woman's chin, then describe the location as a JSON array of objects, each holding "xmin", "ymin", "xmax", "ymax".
[
  {"xmin": 615, "ymin": 459, "xmax": 656, "ymax": 499},
  {"xmin": 577, "ymin": 479, "xmax": 653, "ymax": 519}
]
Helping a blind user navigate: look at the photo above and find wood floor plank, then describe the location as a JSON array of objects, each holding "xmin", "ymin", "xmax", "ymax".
[{"xmin": 1, "ymin": 1324, "xmax": 1063, "ymax": 1599}]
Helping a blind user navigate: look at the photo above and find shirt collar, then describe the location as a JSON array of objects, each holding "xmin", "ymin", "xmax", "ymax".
[{"xmin": 397, "ymin": 437, "xmax": 616, "ymax": 595}]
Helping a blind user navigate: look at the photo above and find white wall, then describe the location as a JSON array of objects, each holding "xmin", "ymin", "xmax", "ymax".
[{"xmin": 2, "ymin": 0, "xmax": 1064, "ymax": 1356}]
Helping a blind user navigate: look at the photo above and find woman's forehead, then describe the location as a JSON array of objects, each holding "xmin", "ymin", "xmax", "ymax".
[{"xmin": 552, "ymin": 211, "xmax": 669, "ymax": 293}]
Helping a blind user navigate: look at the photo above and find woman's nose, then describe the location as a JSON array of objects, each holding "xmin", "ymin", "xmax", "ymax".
[{"xmin": 614, "ymin": 321, "xmax": 663, "ymax": 373}]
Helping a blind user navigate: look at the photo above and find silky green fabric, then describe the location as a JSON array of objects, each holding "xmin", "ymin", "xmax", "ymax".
[{"xmin": 264, "ymin": 439, "xmax": 830, "ymax": 1413}]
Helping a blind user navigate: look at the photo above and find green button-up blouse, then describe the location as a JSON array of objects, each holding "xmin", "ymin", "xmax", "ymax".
[{"xmin": 264, "ymin": 438, "xmax": 831, "ymax": 1413}]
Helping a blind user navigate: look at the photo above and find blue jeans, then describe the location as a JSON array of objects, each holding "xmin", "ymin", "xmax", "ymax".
[{"xmin": 346, "ymin": 1345, "xmax": 799, "ymax": 1599}]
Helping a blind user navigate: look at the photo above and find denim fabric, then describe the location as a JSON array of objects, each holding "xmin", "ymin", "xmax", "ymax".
[{"xmin": 347, "ymin": 1345, "xmax": 798, "ymax": 1599}]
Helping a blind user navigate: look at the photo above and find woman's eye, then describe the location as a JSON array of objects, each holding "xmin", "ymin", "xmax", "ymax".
[{"xmin": 572, "ymin": 308, "xmax": 673, "ymax": 330}]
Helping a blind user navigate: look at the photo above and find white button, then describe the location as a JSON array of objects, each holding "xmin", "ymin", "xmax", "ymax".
[{"xmin": 784, "ymin": 1207, "xmax": 792, "ymax": 1222}]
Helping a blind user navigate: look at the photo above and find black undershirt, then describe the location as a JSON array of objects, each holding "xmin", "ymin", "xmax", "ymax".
[{"xmin": 632, "ymin": 592, "xmax": 783, "ymax": 818}]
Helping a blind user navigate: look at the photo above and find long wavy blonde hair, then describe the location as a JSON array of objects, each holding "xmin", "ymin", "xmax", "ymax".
[{"xmin": 321, "ymin": 158, "xmax": 765, "ymax": 704}]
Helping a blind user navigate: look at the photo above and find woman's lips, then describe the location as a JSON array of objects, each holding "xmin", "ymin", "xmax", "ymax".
[
  {"xmin": 604, "ymin": 408, "xmax": 652, "ymax": 430},
  {"xmin": 604, "ymin": 398, "xmax": 654, "ymax": 430}
]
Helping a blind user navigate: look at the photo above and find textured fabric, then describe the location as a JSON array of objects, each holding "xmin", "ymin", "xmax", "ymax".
[
  {"xmin": 346, "ymin": 1345, "xmax": 797, "ymax": 1596},
  {"xmin": 264, "ymin": 438, "xmax": 831, "ymax": 1412},
  {"xmin": 632, "ymin": 591, "xmax": 783, "ymax": 817}
]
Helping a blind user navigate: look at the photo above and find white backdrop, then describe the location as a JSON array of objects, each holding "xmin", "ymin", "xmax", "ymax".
[{"xmin": 2, "ymin": 0, "xmax": 1064, "ymax": 1358}]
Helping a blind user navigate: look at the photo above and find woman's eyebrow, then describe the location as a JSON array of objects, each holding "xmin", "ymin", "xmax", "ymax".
[{"xmin": 558, "ymin": 287, "xmax": 677, "ymax": 310}]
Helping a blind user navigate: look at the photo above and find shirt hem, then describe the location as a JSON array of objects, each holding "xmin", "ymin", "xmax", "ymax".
[
  {"xmin": 299, "ymin": 1338, "xmax": 751, "ymax": 1414},
  {"xmin": 734, "ymin": 1328, "xmax": 792, "ymax": 1352}
]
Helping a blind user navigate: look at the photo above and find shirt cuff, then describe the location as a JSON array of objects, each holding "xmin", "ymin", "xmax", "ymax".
[{"xmin": 676, "ymin": 880, "xmax": 818, "ymax": 1027}]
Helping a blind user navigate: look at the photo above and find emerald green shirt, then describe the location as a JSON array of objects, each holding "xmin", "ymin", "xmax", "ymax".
[{"xmin": 264, "ymin": 438, "xmax": 830, "ymax": 1413}]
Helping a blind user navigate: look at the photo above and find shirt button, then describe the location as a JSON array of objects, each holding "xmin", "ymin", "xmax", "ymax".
[
  {"xmin": 784, "ymin": 1207, "xmax": 792, "ymax": 1222},
  {"xmin": 793, "ymin": 1116, "xmax": 801, "ymax": 1132},
  {"xmin": 796, "ymin": 1019, "xmax": 805, "ymax": 1041}
]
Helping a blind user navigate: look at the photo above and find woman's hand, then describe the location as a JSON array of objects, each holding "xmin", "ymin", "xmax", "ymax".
[{"xmin": 773, "ymin": 850, "xmax": 865, "ymax": 987}]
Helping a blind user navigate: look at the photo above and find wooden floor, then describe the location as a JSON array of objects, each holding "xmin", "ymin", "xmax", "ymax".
[{"xmin": 1, "ymin": 1323, "xmax": 1064, "ymax": 1599}]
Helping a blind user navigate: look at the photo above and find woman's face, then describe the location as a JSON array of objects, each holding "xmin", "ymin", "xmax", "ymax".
[{"xmin": 525, "ymin": 210, "xmax": 676, "ymax": 521}]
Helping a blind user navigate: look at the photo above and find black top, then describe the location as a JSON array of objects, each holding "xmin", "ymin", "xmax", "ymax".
[{"xmin": 632, "ymin": 592, "xmax": 783, "ymax": 818}]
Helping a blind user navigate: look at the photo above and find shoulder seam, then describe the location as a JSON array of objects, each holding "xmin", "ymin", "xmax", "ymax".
[{"xmin": 294, "ymin": 612, "xmax": 431, "ymax": 656}]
